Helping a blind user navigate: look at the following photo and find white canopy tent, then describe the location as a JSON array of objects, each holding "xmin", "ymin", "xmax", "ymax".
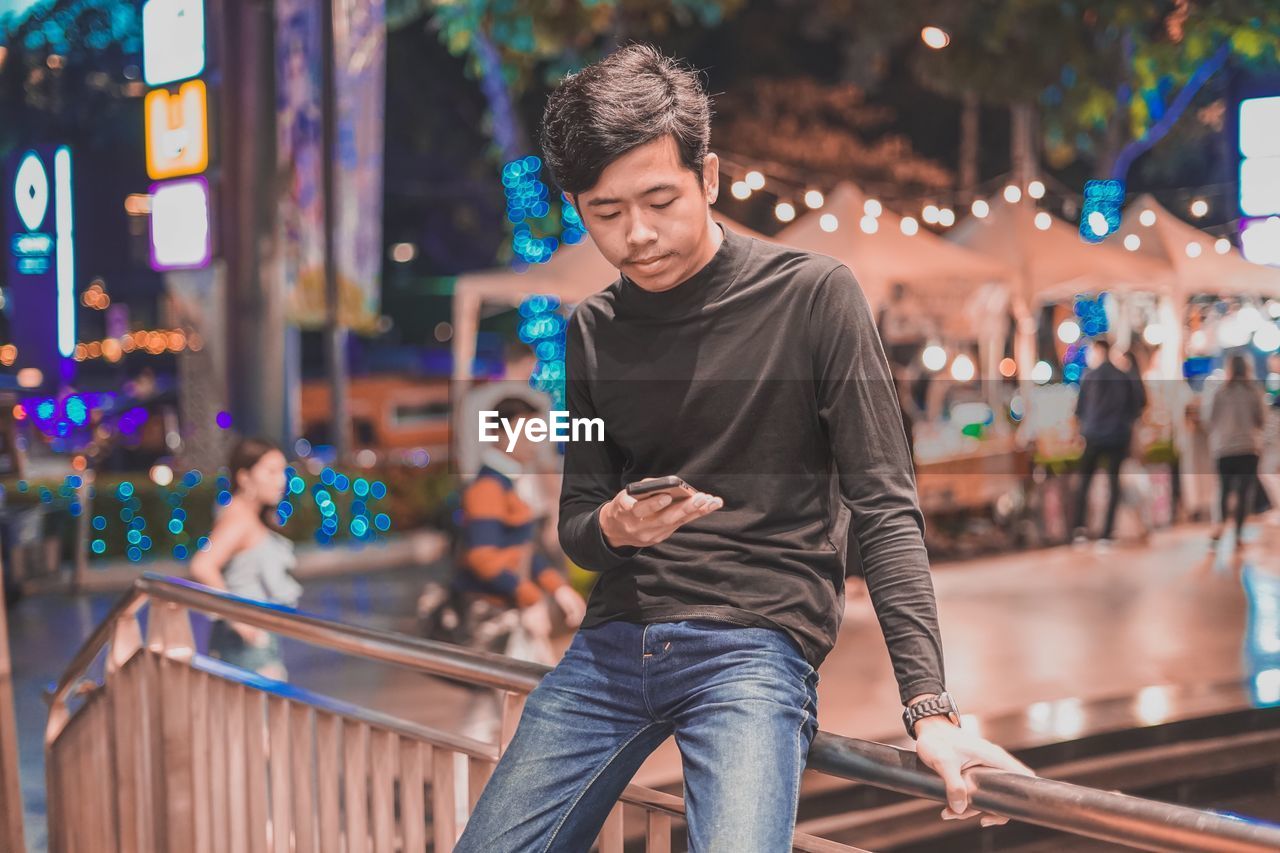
[
  {"xmin": 949, "ymin": 195, "xmax": 1170, "ymax": 379},
  {"xmin": 1117, "ymin": 194, "xmax": 1280, "ymax": 300},
  {"xmin": 1110, "ymin": 193, "xmax": 1280, "ymax": 379},
  {"xmin": 775, "ymin": 182, "xmax": 1014, "ymax": 310}
]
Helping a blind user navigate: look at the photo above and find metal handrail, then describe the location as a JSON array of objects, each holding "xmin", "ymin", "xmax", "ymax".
[
  {"xmin": 48, "ymin": 574, "xmax": 1280, "ymax": 853},
  {"xmin": 806, "ymin": 735, "xmax": 1280, "ymax": 853}
]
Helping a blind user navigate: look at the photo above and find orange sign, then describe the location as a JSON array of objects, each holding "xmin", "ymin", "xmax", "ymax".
[{"xmin": 144, "ymin": 80, "xmax": 209, "ymax": 180}]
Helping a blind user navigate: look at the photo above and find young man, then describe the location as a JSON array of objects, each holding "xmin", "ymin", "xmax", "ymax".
[{"xmin": 456, "ymin": 45, "xmax": 1030, "ymax": 852}]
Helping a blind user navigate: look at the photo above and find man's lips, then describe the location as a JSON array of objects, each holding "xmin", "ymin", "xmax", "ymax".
[{"xmin": 629, "ymin": 253, "xmax": 672, "ymax": 268}]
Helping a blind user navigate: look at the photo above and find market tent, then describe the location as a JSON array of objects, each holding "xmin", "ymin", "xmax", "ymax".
[
  {"xmin": 775, "ymin": 182, "xmax": 1014, "ymax": 312},
  {"xmin": 451, "ymin": 215, "xmax": 772, "ymax": 381},
  {"xmin": 1108, "ymin": 194, "xmax": 1280, "ymax": 378},
  {"xmin": 949, "ymin": 194, "xmax": 1172, "ymax": 308},
  {"xmin": 949, "ymin": 194, "xmax": 1172, "ymax": 379},
  {"xmin": 1117, "ymin": 194, "xmax": 1280, "ymax": 300}
]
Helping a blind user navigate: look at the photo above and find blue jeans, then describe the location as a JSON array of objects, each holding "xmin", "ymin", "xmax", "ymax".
[{"xmin": 455, "ymin": 618, "xmax": 820, "ymax": 852}]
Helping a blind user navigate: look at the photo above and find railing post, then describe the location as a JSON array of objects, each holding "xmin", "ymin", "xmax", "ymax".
[
  {"xmin": 0, "ymin": 572, "xmax": 26, "ymax": 853},
  {"xmin": 107, "ymin": 604, "xmax": 144, "ymax": 677},
  {"xmin": 146, "ymin": 601, "xmax": 195, "ymax": 661},
  {"xmin": 499, "ymin": 691, "xmax": 525, "ymax": 754},
  {"xmin": 146, "ymin": 601, "xmax": 197, "ymax": 851}
]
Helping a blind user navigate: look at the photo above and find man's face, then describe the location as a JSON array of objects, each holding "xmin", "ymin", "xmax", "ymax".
[{"xmin": 573, "ymin": 135, "xmax": 720, "ymax": 293}]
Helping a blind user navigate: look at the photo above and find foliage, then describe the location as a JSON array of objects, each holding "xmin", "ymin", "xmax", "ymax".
[
  {"xmin": 1, "ymin": 463, "xmax": 454, "ymax": 563},
  {"xmin": 715, "ymin": 76, "xmax": 953, "ymax": 191},
  {"xmin": 0, "ymin": 0, "xmax": 142, "ymax": 158}
]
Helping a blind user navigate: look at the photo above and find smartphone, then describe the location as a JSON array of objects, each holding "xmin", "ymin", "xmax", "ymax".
[{"xmin": 625, "ymin": 476, "xmax": 698, "ymax": 502}]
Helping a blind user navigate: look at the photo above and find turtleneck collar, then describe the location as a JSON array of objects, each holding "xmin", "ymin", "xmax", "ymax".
[{"xmin": 615, "ymin": 222, "xmax": 750, "ymax": 319}]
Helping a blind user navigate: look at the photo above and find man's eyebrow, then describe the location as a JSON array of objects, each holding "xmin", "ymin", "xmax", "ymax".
[{"xmin": 584, "ymin": 184, "xmax": 679, "ymax": 207}]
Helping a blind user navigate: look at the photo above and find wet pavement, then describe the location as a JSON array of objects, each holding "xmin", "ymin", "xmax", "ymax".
[{"xmin": 7, "ymin": 523, "xmax": 1279, "ymax": 850}]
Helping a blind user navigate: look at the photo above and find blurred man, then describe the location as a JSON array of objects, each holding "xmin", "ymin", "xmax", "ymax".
[
  {"xmin": 1071, "ymin": 339, "xmax": 1144, "ymax": 549},
  {"xmin": 456, "ymin": 45, "xmax": 1030, "ymax": 852}
]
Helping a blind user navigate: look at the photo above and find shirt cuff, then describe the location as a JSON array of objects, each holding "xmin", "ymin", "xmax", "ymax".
[
  {"xmin": 898, "ymin": 678, "xmax": 947, "ymax": 706},
  {"xmin": 593, "ymin": 505, "xmax": 641, "ymax": 563}
]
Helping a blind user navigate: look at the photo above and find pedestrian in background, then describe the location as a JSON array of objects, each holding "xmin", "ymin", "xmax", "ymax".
[
  {"xmin": 1071, "ymin": 339, "xmax": 1143, "ymax": 549},
  {"xmin": 1203, "ymin": 355, "xmax": 1266, "ymax": 552},
  {"xmin": 191, "ymin": 437, "xmax": 299, "ymax": 680}
]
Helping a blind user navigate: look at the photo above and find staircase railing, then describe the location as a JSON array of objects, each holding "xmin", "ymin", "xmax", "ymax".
[{"xmin": 44, "ymin": 574, "xmax": 1280, "ymax": 853}]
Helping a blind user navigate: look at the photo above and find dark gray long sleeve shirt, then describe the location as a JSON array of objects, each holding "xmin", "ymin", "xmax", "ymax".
[{"xmin": 558, "ymin": 224, "xmax": 946, "ymax": 702}]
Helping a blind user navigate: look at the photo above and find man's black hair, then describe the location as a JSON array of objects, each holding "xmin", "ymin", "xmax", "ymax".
[{"xmin": 540, "ymin": 44, "xmax": 712, "ymax": 196}]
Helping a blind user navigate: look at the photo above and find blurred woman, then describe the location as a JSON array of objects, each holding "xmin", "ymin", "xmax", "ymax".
[
  {"xmin": 191, "ymin": 438, "xmax": 299, "ymax": 679},
  {"xmin": 1204, "ymin": 355, "xmax": 1266, "ymax": 551}
]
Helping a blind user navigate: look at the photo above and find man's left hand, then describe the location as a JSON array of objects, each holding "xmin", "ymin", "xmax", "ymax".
[{"xmin": 912, "ymin": 717, "xmax": 1035, "ymax": 827}]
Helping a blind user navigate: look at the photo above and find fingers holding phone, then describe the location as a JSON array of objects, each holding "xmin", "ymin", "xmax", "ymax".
[{"xmin": 601, "ymin": 477, "xmax": 722, "ymax": 549}]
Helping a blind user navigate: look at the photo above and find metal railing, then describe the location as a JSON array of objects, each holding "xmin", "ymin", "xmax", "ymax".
[{"xmin": 44, "ymin": 574, "xmax": 1280, "ymax": 853}]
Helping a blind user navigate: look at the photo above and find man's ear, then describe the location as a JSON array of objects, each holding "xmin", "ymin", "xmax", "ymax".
[{"xmin": 702, "ymin": 152, "xmax": 720, "ymax": 205}]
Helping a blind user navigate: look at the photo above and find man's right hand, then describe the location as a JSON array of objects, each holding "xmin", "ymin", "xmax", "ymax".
[{"xmin": 599, "ymin": 481, "xmax": 723, "ymax": 549}]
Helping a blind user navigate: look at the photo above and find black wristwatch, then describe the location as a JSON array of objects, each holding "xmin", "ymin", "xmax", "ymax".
[{"xmin": 903, "ymin": 692, "xmax": 961, "ymax": 739}]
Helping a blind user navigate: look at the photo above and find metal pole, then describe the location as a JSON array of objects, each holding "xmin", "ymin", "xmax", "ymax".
[
  {"xmin": 71, "ymin": 468, "xmax": 91, "ymax": 592},
  {"xmin": 0, "ymin": 555, "xmax": 26, "ymax": 852},
  {"xmin": 321, "ymin": 0, "xmax": 350, "ymax": 462}
]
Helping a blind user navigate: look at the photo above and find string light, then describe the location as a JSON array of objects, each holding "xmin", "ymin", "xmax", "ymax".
[
  {"xmin": 972, "ymin": 199, "xmax": 990, "ymax": 218},
  {"xmin": 921, "ymin": 26, "xmax": 950, "ymax": 49},
  {"xmin": 1139, "ymin": 209, "xmax": 1157, "ymax": 227},
  {"xmin": 1028, "ymin": 180, "xmax": 1046, "ymax": 199},
  {"xmin": 1057, "ymin": 320, "xmax": 1081, "ymax": 344},
  {"xmin": 744, "ymin": 170, "xmax": 766, "ymax": 191},
  {"xmin": 938, "ymin": 207, "xmax": 955, "ymax": 227},
  {"xmin": 1035, "ymin": 212, "xmax": 1053, "ymax": 230},
  {"xmin": 1215, "ymin": 238, "xmax": 1231, "ymax": 254},
  {"xmin": 859, "ymin": 215, "xmax": 879, "ymax": 234},
  {"xmin": 864, "ymin": 199, "xmax": 882, "ymax": 217},
  {"xmin": 819, "ymin": 214, "xmax": 839, "ymax": 233},
  {"xmin": 922, "ymin": 204, "xmax": 940, "ymax": 224},
  {"xmin": 1124, "ymin": 234, "xmax": 1141, "ymax": 251},
  {"xmin": 1189, "ymin": 198, "xmax": 1209, "ymax": 218},
  {"xmin": 731, "ymin": 181, "xmax": 751, "ymax": 200},
  {"xmin": 1087, "ymin": 211, "xmax": 1109, "ymax": 236},
  {"xmin": 900, "ymin": 216, "xmax": 920, "ymax": 236},
  {"xmin": 999, "ymin": 358, "xmax": 1017, "ymax": 378},
  {"xmin": 1004, "ymin": 185, "xmax": 1022, "ymax": 203},
  {"xmin": 804, "ymin": 190, "xmax": 825, "ymax": 209},
  {"xmin": 950, "ymin": 354, "xmax": 976, "ymax": 382},
  {"xmin": 922, "ymin": 345, "xmax": 948, "ymax": 372},
  {"xmin": 774, "ymin": 202, "xmax": 796, "ymax": 222},
  {"xmin": 1185, "ymin": 241, "xmax": 1202, "ymax": 258},
  {"xmin": 502, "ymin": 156, "xmax": 564, "ymax": 265}
]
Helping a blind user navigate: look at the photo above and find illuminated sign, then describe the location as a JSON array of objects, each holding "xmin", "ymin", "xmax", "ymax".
[
  {"xmin": 5, "ymin": 145, "xmax": 76, "ymax": 389},
  {"xmin": 1241, "ymin": 215, "xmax": 1280, "ymax": 266},
  {"xmin": 142, "ymin": 0, "xmax": 206, "ymax": 86},
  {"xmin": 145, "ymin": 80, "xmax": 209, "ymax": 179},
  {"xmin": 55, "ymin": 148, "xmax": 75, "ymax": 357},
  {"xmin": 14, "ymin": 152, "xmax": 49, "ymax": 232},
  {"xmin": 1239, "ymin": 96, "xmax": 1280, "ymax": 218},
  {"xmin": 144, "ymin": 0, "xmax": 211, "ymax": 271},
  {"xmin": 149, "ymin": 177, "xmax": 211, "ymax": 270}
]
